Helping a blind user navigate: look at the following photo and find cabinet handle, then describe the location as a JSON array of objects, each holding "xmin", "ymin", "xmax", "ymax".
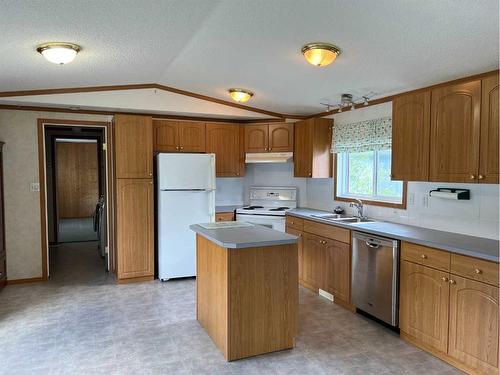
[
  {"xmin": 290, "ymin": 221, "xmax": 294, "ymax": 224},
  {"xmin": 470, "ymin": 174, "xmax": 476, "ymax": 180},
  {"xmin": 176, "ymin": 146, "xmax": 179, "ymax": 150},
  {"xmin": 441, "ymin": 277, "xmax": 449, "ymax": 282},
  {"xmin": 449, "ymin": 279, "xmax": 456, "ymax": 285},
  {"xmin": 390, "ymin": 174, "xmax": 394, "ymax": 178},
  {"xmin": 180, "ymin": 146, "xmax": 184, "ymax": 150},
  {"xmin": 308, "ymin": 172, "xmax": 312, "ymax": 177},
  {"xmin": 264, "ymin": 147, "xmax": 268, "ymax": 151},
  {"xmin": 474, "ymin": 268, "xmax": 482, "ymax": 274},
  {"xmin": 149, "ymin": 173, "xmax": 153, "ymax": 176},
  {"xmin": 421, "ymin": 254, "xmax": 427, "ymax": 259},
  {"xmin": 478, "ymin": 174, "xmax": 484, "ymax": 180}
]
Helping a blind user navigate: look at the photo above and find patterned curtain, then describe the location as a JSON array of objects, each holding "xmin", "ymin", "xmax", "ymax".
[{"xmin": 331, "ymin": 117, "xmax": 392, "ymax": 154}]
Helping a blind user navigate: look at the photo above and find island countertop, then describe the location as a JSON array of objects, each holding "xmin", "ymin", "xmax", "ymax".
[{"xmin": 190, "ymin": 223, "xmax": 298, "ymax": 249}]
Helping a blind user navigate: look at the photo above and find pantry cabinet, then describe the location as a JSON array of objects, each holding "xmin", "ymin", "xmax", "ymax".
[
  {"xmin": 206, "ymin": 123, "xmax": 244, "ymax": 177},
  {"xmin": 480, "ymin": 73, "xmax": 499, "ymax": 183},
  {"xmin": 244, "ymin": 123, "xmax": 294, "ymax": 153},
  {"xmin": 294, "ymin": 118, "xmax": 333, "ymax": 178},
  {"xmin": 153, "ymin": 120, "xmax": 206, "ymax": 153}
]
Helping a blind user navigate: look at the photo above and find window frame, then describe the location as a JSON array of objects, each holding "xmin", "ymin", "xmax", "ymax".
[{"xmin": 333, "ymin": 153, "xmax": 407, "ymax": 209}]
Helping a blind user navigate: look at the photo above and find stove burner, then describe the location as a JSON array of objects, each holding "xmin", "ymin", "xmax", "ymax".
[
  {"xmin": 243, "ymin": 206, "xmax": 264, "ymax": 210},
  {"xmin": 269, "ymin": 206, "xmax": 290, "ymax": 211}
]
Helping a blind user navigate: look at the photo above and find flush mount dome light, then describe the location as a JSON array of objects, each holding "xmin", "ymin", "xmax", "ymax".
[
  {"xmin": 228, "ymin": 88, "xmax": 254, "ymax": 103},
  {"xmin": 301, "ymin": 42, "xmax": 341, "ymax": 67},
  {"xmin": 36, "ymin": 42, "xmax": 81, "ymax": 65}
]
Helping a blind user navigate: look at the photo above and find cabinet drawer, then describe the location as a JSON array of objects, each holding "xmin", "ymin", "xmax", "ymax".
[
  {"xmin": 451, "ymin": 254, "xmax": 499, "ymax": 286},
  {"xmin": 286, "ymin": 216, "xmax": 303, "ymax": 231},
  {"xmin": 303, "ymin": 219, "xmax": 350, "ymax": 244},
  {"xmin": 215, "ymin": 212, "xmax": 234, "ymax": 222},
  {"xmin": 401, "ymin": 242, "xmax": 450, "ymax": 271}
]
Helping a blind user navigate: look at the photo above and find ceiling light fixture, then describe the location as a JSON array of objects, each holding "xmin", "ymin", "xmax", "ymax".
[
  {"xmin": 228, "ymin": 88, "xmax": 254, "ymax": 103},
  {"xmin": 301, "ymin": 42, "xmax": 341, "ymax": 67},
  {"xmin": 36, "ymin": 42, "xmax": 81, "ymax": 65}
]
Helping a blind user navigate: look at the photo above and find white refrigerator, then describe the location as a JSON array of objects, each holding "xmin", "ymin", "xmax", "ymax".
[{"xmin": 157, "ymin": 153, "xmax": 215, "ymax": 281}]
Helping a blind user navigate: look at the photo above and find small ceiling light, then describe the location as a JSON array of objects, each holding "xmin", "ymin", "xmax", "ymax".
[
  {"xmin": 228, "ymin": 88, "xmax": 254, "ymax": 103},
  {"xmin": 36, "ymin": 42, "xmax": 81, "ymax": 65},
  {"xmin": 301, "ymin": 42, "xmax": 341, "ymax": 67}
]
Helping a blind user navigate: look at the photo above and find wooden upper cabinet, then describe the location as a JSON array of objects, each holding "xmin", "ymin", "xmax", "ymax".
[
  {"xmin": 429, "ymin": 80, "xmax": 481, "ymax": 182},
  {"xmin": 399, "ymin": 261, "xmax": 450, "ymax": 353},
  {"xmin": 322, "ymin": 239, "xmax": 350, "ymax": 303},
  {"xmin": 244, "ymin": 124, "xmax": 268, "ymax": 153},
  {"xmin": 448, "ymin": 276, "xmax": 499, "ymax": 375},
  {"xmin": 268, "ymin": 123, "xmax": 294, "ymax": 152},
  {"xmin": 480, "ymin": 73, "xmax": 499, "ymax": 183},
  {"xmin": 114, "ymin": 114, "xmax": 153, "ymax": 178},
  {"xmin": 116, "ymin": 179, "xmax": 154, "ymax": 279},
  {"xmin": 206, "ymin": 123, "xmax": 243, "ymax": 177},
  {"xmin": 178, "ymin": 122, "xmax": 206, "ymax": 152},
  {"xmin": 294, "ymin": 118, "xmax": 333, "ymax": 178},
  {"xmin": 391, "ymin": 91, "xmax": 431, "ymax": 181},
  {"xmin": 153, "ymin": 120, "xmax": 178, "ymax": 152}
]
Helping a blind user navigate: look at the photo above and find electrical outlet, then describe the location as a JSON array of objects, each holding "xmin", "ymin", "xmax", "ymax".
[
  {"xmin": 408, "ymin": 192, "xmax": 415, "ymax": 205},
  {"xmin": 30, "ymin": 183, "xmax": 40, "ymax": 192}
]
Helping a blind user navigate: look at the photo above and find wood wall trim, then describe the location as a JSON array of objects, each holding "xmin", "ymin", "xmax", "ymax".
[{"xmin": 6, "ymin": 276, "xmax": 45, "ymax": 285}]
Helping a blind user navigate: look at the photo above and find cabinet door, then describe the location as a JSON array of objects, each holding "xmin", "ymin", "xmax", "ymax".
[
  {"xmin": 399, "ymin": 261, "xmax": 450, "ymax": 353},
  {"xmin": 480, "ymin": 74, "xmax": 499, "ymax": 184},
  {"xmin": 286, "ymin": 226, "xmax": 303, "ymax": 281},
  {"xmin": 391, "ymin": 91, "xmax": 431, "ymax": 181},
  {"xmin": 448, "ymin": 276, "xmax": 499, "ymax": 375},
  {"xmin": 178, "ymin": 122, "xmax": 206, "ymax": 152},
  {"xmin": 215, "ymin": 212, "xmax": 234, "ymax": 222},
  {"xmin": 301, "ymin": 232, "xmax": 324, "ymax": 291},
  {"xmin": 153, "ymin": 120, "xmax": 178, "ymax": 152},
  {"xmin": 115, "ymin": 114, "xmax": 153, "ymax": 178},
  {"xmin": 430, "ymin": 80, "xmax": 481, "ymax": 182},
  {"xmin": 244, "ymin": 124, "xmax": 268, "ymax": 153},
  {"xmin": 206, "ymin": 123, "xmax": 242, "ymax": 177},
  {"xmin": 116, "ymin": 179, "xmax": 154, "ymax": 279},
  {"xmin": 323, "ymin": 239, "xmax": 350, "ymax": 303},
  {"xmin": 294, "ymin": 120, "xmax": 313, "ymax": 177},
  {"xmin": 269, "ymin": 123, "xmax": 294, "ymax": 152}
]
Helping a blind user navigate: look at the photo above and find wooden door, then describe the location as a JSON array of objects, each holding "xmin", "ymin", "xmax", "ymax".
[
  {"xmin": 399, "ymin": 261, "xmax": 450, "ymax": 353},
  {"xmin": 301, "ymin": 232, "xmax": 324, "ymax": 291},
  {"xmin": 429, "ymin": 80, "xmax": 481, "ymax": 182},
  {"xmin": 391, "ymin": 91, "xmax": 431, "ymax": 181},
  {"xmin": 286, "ymin": 226, "xmax": 303, "ymax": 281},
  {"xmin": 206, "ymin": 123, "xmax": 242, "ymax": 177},
  {"xmin": 115, "ymin": 114, "xmax": 153, "ymax": 178},
  {"xmin": 294, "ymin": 120, "xmax": 313, "ymax": 177},
  {"xmin": 153, "ymin": 120, "xmax": 178, "ymax": 152},
  {"xmin": 480, "ymin": 74, "xmax": 499, "ymax": 183},
  {"xmin": 244, "ymin": 124, "xmax": 268, "ymax": 153},
  {"xmin": 448, "ymin": 276, "xmax": 499, "ymax": 375},
  {"xmin": 323, "ymin": 239, "xmax": 350, "ymax": 302},
  {"xmin": 269, "ymin": 123, "xmax": 294, "ymax": 152},
  {"xmin": 178, "ymin": 122, "xmax": 206, "ymax": 152},
  {"xmin": 116, "ymin": 179, "xmax": 154, "ymax": 279}
]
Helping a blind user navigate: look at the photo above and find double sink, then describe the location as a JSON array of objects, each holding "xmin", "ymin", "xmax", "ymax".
[{"xmin": 311, "ymin": 213, "xmax": 376, "ymax": 224}]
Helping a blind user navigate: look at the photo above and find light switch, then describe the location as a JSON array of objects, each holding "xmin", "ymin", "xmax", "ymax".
[{"xmin": 30, "ymin": 183, "xmax": 40, "ymax": 192}]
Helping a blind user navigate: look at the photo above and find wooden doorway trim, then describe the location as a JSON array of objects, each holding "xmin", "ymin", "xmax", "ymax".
[{"xmin": 37, "ymin": 119, "xmax": 114, "ymax": 280}]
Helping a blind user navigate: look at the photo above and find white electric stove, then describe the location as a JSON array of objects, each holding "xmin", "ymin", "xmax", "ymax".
[{"xmin": 235, "ymin": 187, "xmax": 297, "ymax": 232}]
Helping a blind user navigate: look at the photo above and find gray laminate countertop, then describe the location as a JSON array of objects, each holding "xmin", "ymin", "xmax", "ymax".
[
  {"xmin": 190, "ymin": 224, "xmax": 298, "ymax": 249},
  {"xmin": 288, "ymin": 208, "xmax": 499, "ymax": 262},
  {"xmin": 215, "ymin": 205, "xmax": 242, "ymax": 213}
]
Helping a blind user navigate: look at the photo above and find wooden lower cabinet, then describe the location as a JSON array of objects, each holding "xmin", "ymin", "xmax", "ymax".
[
  {"xmin": 116, "ymin": 179, "xmax": 154, "ymax": 281},
  {"xmin": 285, "ymin": 226, "xmax": 303, "ymax": 280},
  {"xmin": 323, "ymin": 239, "xmax": 350, "ymax": 303},
  {"xmin": 448, "ymin": 276, "xmax": 499, "ymax": 375},
  {"xmin": 215, "ymin": 212, "xmax": 234, "ymax": 222},
  {"xmin": 301, "ymin": 232, "xmax": 323, "ymax": 291}
]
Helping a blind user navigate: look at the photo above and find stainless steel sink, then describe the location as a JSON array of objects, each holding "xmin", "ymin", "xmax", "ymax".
[
  {"xmin": 311, "ymin": 213, "xmax": 355, "ymax": 220},
  {"xmin": 342, "ymin": 218, "xmax": 376, "ymax": 224}
]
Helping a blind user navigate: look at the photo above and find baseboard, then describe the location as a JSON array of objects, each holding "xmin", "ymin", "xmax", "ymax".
[
  {"xmin": 117, "ymin": 275, "xmax": 154, "ymax": 284},
  {"xmin": 7, "ymin": 276, "xmax": 46, "ymax": 285},
  {"xmin": 334, "ymin": 297, "xmax": 356, "ymax": 312}
]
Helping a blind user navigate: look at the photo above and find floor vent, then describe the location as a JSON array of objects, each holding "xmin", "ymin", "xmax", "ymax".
[{"xmin": 319, "ymin": 289, "xmax": 334, "ymax": 302}]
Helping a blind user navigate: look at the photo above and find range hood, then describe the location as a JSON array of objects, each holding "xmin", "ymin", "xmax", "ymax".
[{"xmin": 245, "ymin": 152, "xmax": 293, "ymax": 164}]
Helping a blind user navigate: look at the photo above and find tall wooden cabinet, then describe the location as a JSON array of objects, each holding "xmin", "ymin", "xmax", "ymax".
[
  {"xmin": 391, "ymin": 91, "xmax": 431, "ymax": 181},
  {"xmin": 294, "ymin": 118, "xmax": 333, "ymax": 178},
  {"xmin": 0, "ymin": 143, "xmax": 5, "ymax": 290},
  {"xmin": 244, "ymin": 123, "xmax": 294, "ymax": 153},
  {"xmin": 480, "ymin": 74, "xmax": 499, "ymax": 183},
  {"xmin": 153, "ymin": 120, "xmax": 206, "ymax": 153},
  {"xmin": 114, "ymin": 114, "xmax": 154, "ymax": 282},
  {"xmin": 206, "ymin": 123, "xmax": 244, "ymax": 177}
]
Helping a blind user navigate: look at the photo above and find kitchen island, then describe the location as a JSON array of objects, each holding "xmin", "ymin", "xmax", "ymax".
[{"xmin": 190, "ymin": 223, "xmax": 299, "ymax": 361}]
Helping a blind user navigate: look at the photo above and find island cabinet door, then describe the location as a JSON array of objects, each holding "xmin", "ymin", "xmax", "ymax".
[
  {"xmin": 301, "ymin": 232, "xmax": 324, "ymax": 292},
  {"xmin": 448, "ymin": 276, "xmax": 499, "ymax": 375},
  {"xmin": 322, "ymin": 239, "xmax": 350, "ymax": 303},
  {"xmin": 285, "ymin": 226, "xmax": 303, "ymax": 280},
  {"xmin": 399, "ymin": 261, "xmax": 450, "ymax": 353}
]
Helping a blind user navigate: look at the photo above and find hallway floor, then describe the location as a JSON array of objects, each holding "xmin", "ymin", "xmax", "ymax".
[{"xmin": 0, "ymin": 242, "xmax": 460, "ymax": 375}]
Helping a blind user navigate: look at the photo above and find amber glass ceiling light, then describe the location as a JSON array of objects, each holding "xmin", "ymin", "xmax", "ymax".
[
  {"xmin": 301, "ymin": 43, "xmax": 341, "ymax": 67},
  {"xmin": 36, "ymin": 42, "xmax": 81, "ymax": 65},
  {"xmin": 228, "ymin": 88, "xmax": 254, "ymax": 103}
]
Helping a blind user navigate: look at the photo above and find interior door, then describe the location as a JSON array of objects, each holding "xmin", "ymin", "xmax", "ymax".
[{"xmin": 480, "ymin": 74, "xmax": 499, "ymax": 183}]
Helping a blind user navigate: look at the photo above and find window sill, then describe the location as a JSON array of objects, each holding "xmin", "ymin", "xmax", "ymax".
[{"xmin": 334, "ymin": 195, "xmax": 406, "ymax": 209}]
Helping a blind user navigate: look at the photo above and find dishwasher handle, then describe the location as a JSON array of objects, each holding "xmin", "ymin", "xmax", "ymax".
[{"xmin": 365, "ymin": 241, "xmax": 381, "ymax": 249}]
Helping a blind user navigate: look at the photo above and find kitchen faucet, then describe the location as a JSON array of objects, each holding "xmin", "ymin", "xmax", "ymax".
[{"xmin": 350, "ymin": 199, "xmax": 364, "ymax": 218}]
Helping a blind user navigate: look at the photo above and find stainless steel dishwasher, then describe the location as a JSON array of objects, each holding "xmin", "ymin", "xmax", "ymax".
[{"xmin": 351, "ymin": 231, "xmax": 400, "ymax": 326}]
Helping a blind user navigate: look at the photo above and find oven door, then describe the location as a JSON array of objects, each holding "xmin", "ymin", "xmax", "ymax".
[{"xmin": 236, "ymin": 213, "xmax": 285, "ymax": 232}]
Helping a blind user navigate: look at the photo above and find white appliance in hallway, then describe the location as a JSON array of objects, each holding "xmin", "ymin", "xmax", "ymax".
[
  {"xmin": 157, "ymin": 153, "xmax": 215, "ymax": 281},
  {"xmin": 236, "ymin": 187, "xmax": 297, "ymax": 232}
]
